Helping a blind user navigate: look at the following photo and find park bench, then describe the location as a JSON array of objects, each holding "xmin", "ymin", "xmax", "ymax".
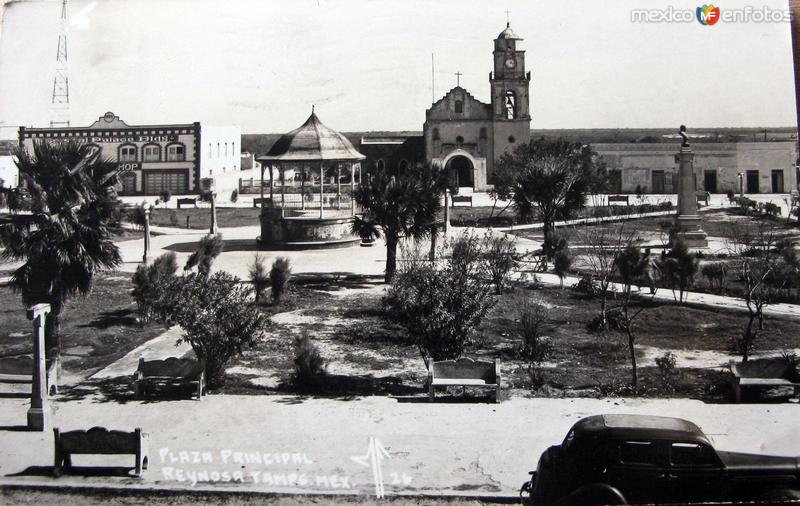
[
  {"xmin": 729, "ymin": 356, "xmax": 800, "ymax": 403},
  {"xmin": 0, "ymin": 355, "xmax": 59, "ymax": 396},
  {"xmin": 134, "ymin": 357, "xmax": 205, "ymax": 400},
  {"xmin": 176, "ymin": 197, "xmax": 197, "ymax": 209},
  {"xmin": 607, "ymin": 195, "xmax": 629, "ymax": 206},
  {"xmin": 428, "ymin": 358, "xmax": 500, "ymax": 402},
  {"xmin": 696, "ymin": 190, "xmax": 710, "ymax": 207},
  {"xmin": 53, "ymin": 426, "xmax": 149, "ymax": 477},
  {"xmin": 253, "ymin": 197, "xmax": 273, "ymax": 208},
  {"xmin": 451, "ymin": 195, "xmax": 473, "ymax": 207}
]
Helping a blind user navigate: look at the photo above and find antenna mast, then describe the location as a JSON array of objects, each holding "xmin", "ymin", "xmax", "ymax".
[{"xmin": 51, "ymin": 0, "xmax": 70, "ymax": 127}]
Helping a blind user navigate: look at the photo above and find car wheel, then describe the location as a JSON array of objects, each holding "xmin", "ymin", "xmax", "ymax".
[{"xmin": 559, "ymin": 483, "xmax": 628, "ymax": 506}]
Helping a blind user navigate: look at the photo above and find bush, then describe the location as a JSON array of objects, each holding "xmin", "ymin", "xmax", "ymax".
[
  {"xmin": 126, "ymin": 204, "xmax": 148, "ymax": 230},
  {"xmin": 483, "ymin": 233, "xmax": 517, "ymax": 294},
  {"xmin": 701, "ymin": 262, "xmax": 728, "ymax": 294},
  {"xmin": 572, "ymin": 274, "xmax": 601, "ymax": 298},
  {"xmin": 553, "ymin": 249, "xmax": 572, "ymax": 287},
  {"xmin": 542, "ymin": 232, "xmax": 568, "ymax": 260},
  {"xmin": 154, "ymin": 271, "xmax": 267, "ymax": 389},
  {"xmin": 519, "ymin": 297, "xmax": 551, "ymax": 363},
  {"xmin": 655, "ymin": 351, "xmax": 678, "ymax": 393},
  {"xmin": 384, "ymin": 237, "xmax": 496, "ymax": 367},
  {"xmin": 587, "ymin": 307, "xmax": 626, "ymax": 332},
  {"xmin": 726, "ymin": 190, "xmax": 735, "ymax": 203},
  {"xmin": 230, "ymin": 189, "xmax": 239, "ymax": 203},
  {"xmin": 270, "ymin": 257, "xmax": 292, "ymax": 303},
  {"xmin": 131, "ymin": 252, "xmax": 179, "ymax": 324},
  {"xmin": 184, "ymin": 234, "xmax": 224, "ymax": 276},
  {"xmin": 759, "ymin": 202, "xmax": 781, "ymax": 217},
  {"xmin": 657, "ymin": 201, "xmax": 673, "ymax": 211},
  {"xmin": 159, "ymin": 190, "xmax": 172, "ymax": 205},
  {"xmin": 249, "ymin": 253, "xmax": 270, "ymax": 304},
  {"xmin": 292, "ymin": 332, "xmax": 326, "ymax": 391}
]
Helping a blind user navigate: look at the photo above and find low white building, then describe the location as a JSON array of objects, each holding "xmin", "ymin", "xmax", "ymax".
[{"xmin": 0, "ymin": 140, "xmax": 16, "ymax": 187}]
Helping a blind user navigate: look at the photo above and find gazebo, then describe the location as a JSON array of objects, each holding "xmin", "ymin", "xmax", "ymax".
[{"xmin": 255, "ymin": 110, "xmax": 365, "ymax": 249}]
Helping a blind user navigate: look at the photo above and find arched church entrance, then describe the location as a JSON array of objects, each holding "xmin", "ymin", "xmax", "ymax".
[{"xmin": 447, "ymin": 155, "xmax": 473, "ymax": 188}]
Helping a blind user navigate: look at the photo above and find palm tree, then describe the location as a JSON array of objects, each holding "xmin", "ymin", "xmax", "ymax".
[
  {"xmin": 0, "ymin": 140, "xmax": 122, "ymax": 359},
  {"xmin": 352, "ymin": 164, "xmax": 445, "ymax": 282}
]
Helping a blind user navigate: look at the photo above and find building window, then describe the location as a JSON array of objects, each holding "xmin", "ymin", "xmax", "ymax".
[
  {"xmin": 167, "ymin": 143, "xmax": 186, "ymax": 161},
  {"xmin": 456, "ymin": 136, "xmax": 464, "ymax": 145},
  {"xmin": 398, "ymin": 159, "xmax": 409, "ymax": 171},
  {"xmin": 433, "ymin": 128, "xmax": 440, "ymax": 141},
  {"xmin": 224, "ymin": 143, "xmax": 228, "ymax": 157},
  {"xmin": 232, "ymin": 142, "xmax": 236, "ymax": 157},
  {"xmin": 119, "ymin": 144, "xmax": 137, "ymax": 162},
  {"xmin": 455, "ymin": 100, "xmax": 463, "ymax": 113},
  {"xmin": 376, "ymin": 159, "xmax": 385, "ymax": 171},
  {"xmin": 208, "ymin": 143, "xmax": 212, "ymax": 158},
  {"xmin": 217, "ymin": 143, "xmax": 220, "ymax": 158},
  {"xmin": 505, "ymin": 90, "xmax": 517, "ymax": 119},
  {"xmin": 480, "ymin": 127, "xmax": 487, "ymax": 139},
  {"xmin": 508, "ymin": 136, "xmax": 516, "ymax": 144},
  {"xmin": 143, "ymin": 144, "xmax": 161, "ymax": 162}
]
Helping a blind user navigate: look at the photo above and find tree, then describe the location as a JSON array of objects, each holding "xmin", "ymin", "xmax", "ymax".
[
  {"xmin": 498, "ymin": 138, "xmax": 596, "ymax": 256},
  {"xmin": 486, "ymin": 160, "xmax": 516, "ymax": 226},
  {"xmin": 483, "ymin": 232, "xmax": 518, "ymax": 294},
  {"xmin": 155, "ymin": 271, "xmax": 268, "ymax": 388},
  {"xmin": 131, "ymin": 252, "xmax": 179, "ymax": 324},
  {"xmin": 248, "ymin": 253, "xmax": 270, "ymax": 305},
  {"xmin": 614, "ymin": 244, "xmax": 652, "ymax": 386},
  {"xmin": 0, "ymin": 141, "xmax": 122, "ymax": 359},
  {"xmin": 383, "ymin": 234, "xmax": 496, "ymax": 369},
  {"xmin": 657, "ymin": 240, "xmax": 697, "ymax": 303},
  {"xmin": 184, "ymin": 234, "xmax": 224, "ymax": 277},
  {"xmin": 353, "ymin": 163, "xmax": 445, "ymax": 282},
  {"xmin": 553, "ymin": 249, "xmax": 572, "ymax": 288},
  {"xmin": 270, "ymin": 256, "xmax": 292, "ymax": 303},
  {"xmin": 578, "ymin": 225, "xmax": 631, "ymax": 329}
]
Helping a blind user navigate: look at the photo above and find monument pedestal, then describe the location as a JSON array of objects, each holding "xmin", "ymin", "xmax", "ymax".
[{"xmin": 671, "ymin": 144, "xmax": 708, "ymax": 248}]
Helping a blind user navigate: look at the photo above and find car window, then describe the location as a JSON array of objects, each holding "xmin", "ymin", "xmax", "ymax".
[
  {"xmin": 619, "ymin": 441, "xmax": 660, "ymax": 466},
  {"xmin": 563, "ymin": 429, "xmax": 575, "ymax": 450},
  {"xmin": 670, "ymin": 443, "xmax": 717, "ymax": 467}
]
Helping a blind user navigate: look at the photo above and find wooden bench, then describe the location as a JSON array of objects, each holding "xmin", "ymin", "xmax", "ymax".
[
  {"xmin": 54, "ymin": 426, "xmax": 149, "ymax": 477},
  {"xmin": 607, "ymin": 195, "xmax": 629, "ymax": 206},
  {"xmin": 696, "ymin": 190, "xmax": 710, "ymax": 207},
  {"xmin": 0, "ymin": 355, "xmax": 59, "ymax": 396},
  {"xmin": 253, "ymin": 197, "xmax": 273, "ymax": 208},
  {"xmin": 730, "ymin": 357, "xmax": 800, "ymax": 403},
  {"xmin": 176, "ymin": 197, "xmax": 197, "ymax": 209},
  {"xmin": 134, "ymin": 357, "xmax": 205, "ymax": 400},
  {"xmin": 428, "ymin": 358, "xmax": 500, "ymax": 402},
  {"xmin": 451, "ymin": 195, "xmax": 473, "ymax": 207}
]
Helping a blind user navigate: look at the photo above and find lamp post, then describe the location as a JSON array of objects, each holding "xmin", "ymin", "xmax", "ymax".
[
  {"xmin": 738, "ymin": 172, "xmax": 744, "ymax": 199},
  {"xmin": 27, "ymin": 303, "xmax": 51, "ymax": 431},
  {"xmin": 143, "ymin": 204, "xmax": 152, "ymax": 264},
  {"xmin": 210, "ymin": 191, "xmax": 218, "ymax": 235}
]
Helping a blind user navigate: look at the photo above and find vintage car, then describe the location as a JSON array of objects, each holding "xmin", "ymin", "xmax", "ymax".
[{"xmin": 521, "ymin": 414, "xmax": 800, "ymax": 505}]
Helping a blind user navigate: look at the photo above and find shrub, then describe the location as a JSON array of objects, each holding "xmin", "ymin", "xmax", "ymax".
[
  {"xmin": 131, "ymin": 252, "xmax": 179, "ymax": 324},
  {"xmin": 249, "ymin": 253, "xmax": 270, "ymax": 304},
  {"xmin": 701, "ymin": 261, "xmax": 728, "ymax": 294},
  {"xmin": 655, "ymin": 351, "xmax": 678, "ymax": 393},
  {"xmin": 658, "ymin": 240, "xmax": 698, "ymax": 303},
  {"xmin": 126, "ymin": 204, "xmax": 148, "ymax": 230},
  {"xmin": 519, "ymin": 297, "xmax": 551, "ymax": 363},
  {"xmin": 270, "ymin": 257, "xmax": 292, "ymax": 303},
  {"xmin": 292, "ymin": 332, "xmax": 326, "ymax": 391},
  {"xmin": 572, "ymin": 274, "xmax": 601, "ymax": 298},
  {"xmin": 542, "ymin": 232, "xmax": 568, "ymax": 260},
  {"xmin": 483, "ymin": 233, "xmax": 518, "ymax": 294},
  {"xmin": 184, "ymin": 234, "xmax": 224, "ymax": 277},
  {"xmin": 726, "ymin": 189, "xmax": 735, "ymax": 203},
  {"xmin": 553, "ymin": 249, "xmax": 572, "ymax": 288},
  {"xmin": 230, "ymin": 189, "xmax": 239, "ymax": 203},
  {"xmin": 657, "ymin": 200, "xmax": 673, "ymax": 211},
  {"xmin": 759, "ymin": 202, "xmax": 781, "ymax": 217},
  {"xmin": 159, "ymin": 190, "xmax": 172, "ymax": 205},
  {"xmin": 587, "ymin": 307, "xmax": 626, "ymax": 333},
  {"xmin": 384, "ymin": 237, "xmax": 496, "ymax": 368},
  {"xmin": 154, "ymin": 271, "xmax": 267, "ymax": 389}
]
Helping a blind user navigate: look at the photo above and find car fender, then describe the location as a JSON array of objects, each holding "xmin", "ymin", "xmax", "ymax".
[{"xmin": 555, "ymin": 482, "xmax": 628, "ymax": 506}]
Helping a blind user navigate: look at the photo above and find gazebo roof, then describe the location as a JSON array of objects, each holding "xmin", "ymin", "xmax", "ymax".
[{"xmin": 257, "ymin": 111, "xmax": 365, "ymax": 163}]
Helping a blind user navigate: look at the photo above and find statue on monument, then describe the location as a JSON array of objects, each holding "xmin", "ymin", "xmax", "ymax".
[{"xmin": 679, "ymin": 124, "xmax": 689, "ymax": 147}]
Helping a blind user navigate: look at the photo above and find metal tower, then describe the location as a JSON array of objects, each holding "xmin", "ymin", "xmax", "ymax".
[{"xmin": 50, "ymin": 0, "xmax": 70, "ymax": 127}]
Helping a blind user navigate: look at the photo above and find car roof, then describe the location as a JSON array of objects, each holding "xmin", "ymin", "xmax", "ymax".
[{"xmin": 571, "ymin": 414, "xmax": 710, "ymax": 443}]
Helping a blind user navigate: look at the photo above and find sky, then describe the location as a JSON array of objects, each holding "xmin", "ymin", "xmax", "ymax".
[{"xmin": 0, "ymin": 0, "xmax": 797, "ymax": 137}]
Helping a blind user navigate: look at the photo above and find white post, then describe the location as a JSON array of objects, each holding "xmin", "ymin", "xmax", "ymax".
[
  {"xmin": 210, "ymin": 192, "xmax": 218, "ymax": 235},
  {"xmin": 444, "ymin": 189, "xmax": 451, "ymax": 236},
  {"xmin": 319, "ymin": 162, "xmax": 324, "ymax": 219},
  {"xmin": 143, "ymin": 205, "xmax": 152, "ymax": 264},
  {"xmin": 27, "ymin": 303, "xmax": 51, "ymax": 431}
]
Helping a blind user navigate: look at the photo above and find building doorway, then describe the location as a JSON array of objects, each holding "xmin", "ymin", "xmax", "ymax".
[
  {"xmin": 703, "ymin": 170, "xmax": 718, "ymax": 193},
  {"xmin": 746, "ymin": 170, "xmax": 759, "ymax": 193},
  {"xmin": 447, "ymin": 156, "xmax": 473, "ymax": 188},
  {"xmin": 771, "ymin": 170, "xmax": 784, "ymax": 193},
  {"xmin": 652, "ymin": 170, "xmax": 665, "ymax": 194},
  {"xmin": 608, "ymin": 170, "xmax": 622, "ymax": 193},
  {"xmin": 120, "ymin": 172, "xmax": 137, "ymax": 195}
]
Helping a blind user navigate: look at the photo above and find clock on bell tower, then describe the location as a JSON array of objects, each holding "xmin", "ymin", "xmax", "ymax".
[{"xmin": 490, "ymin": 22, "xmax": 531, "ymax": 121}]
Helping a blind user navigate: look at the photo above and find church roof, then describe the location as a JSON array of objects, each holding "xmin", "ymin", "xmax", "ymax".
[
  {"xmin": 497, "ymin": 23, "xmax": 520, "ymax": 40},
  {"xmin": 257, "ymin": 111, "xmax": 365, "ymax": 162}
]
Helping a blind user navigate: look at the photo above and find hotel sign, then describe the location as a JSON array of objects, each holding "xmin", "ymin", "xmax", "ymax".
[{"xmin": 91, "ymin": 135, "xmax": 179, "ymax": 143}]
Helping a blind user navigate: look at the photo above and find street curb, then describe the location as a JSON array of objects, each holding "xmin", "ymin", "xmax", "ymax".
[{"xmin": 0, "ymin": 481, "xmax": 521, "ymax": 503}]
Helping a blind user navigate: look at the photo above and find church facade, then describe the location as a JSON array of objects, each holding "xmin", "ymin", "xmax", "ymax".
[{"xmin": 423, "ymin": 24, "xmax": 532, "ymax": 191}]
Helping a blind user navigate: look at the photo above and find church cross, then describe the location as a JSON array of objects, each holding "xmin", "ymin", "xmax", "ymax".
[
  {"xmin": 455, "ymin": 72, "xmax": 462, "ymax": 87},
  {"xmin": 505, "ymin": 10, "xmax": 511, "ymax": 25}
]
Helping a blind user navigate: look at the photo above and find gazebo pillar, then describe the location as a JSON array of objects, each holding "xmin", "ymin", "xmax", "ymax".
[
  {"xmin": 337, "ymin": 165, "xmax": 342, "ymax": 210},
  {"xmin": 351, "ymin": 164, "xmax": 356, "ymax": 216},
  {"xmin": 280, "ymin": 164, "xmax": 286, "ymax": 218},
  {"xmin": 319, "ymin": 161, "xmax": 324, "ymax": 219},
  {"xmin": 301, "ymin": 164, "xmax": 306, "ymax": 210},
  {"xmin": 259, "ymin": 165, "xmax": 265, "ymax": 209},
  {"xmin": 268, "ymin": 164, "xmax": 274, "ymax": 208}
]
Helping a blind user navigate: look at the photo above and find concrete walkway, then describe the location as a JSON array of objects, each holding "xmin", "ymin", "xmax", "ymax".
[
  {"xmin": 0, "ymin": 394, "xmax": 797, "ymax": 499},
  {"xmin": 90, "ymin": 327, "xmax": 191, "ymax": 380}
]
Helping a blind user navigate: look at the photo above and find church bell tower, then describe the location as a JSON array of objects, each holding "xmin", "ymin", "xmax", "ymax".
[{"xmin": 489, "ymin": 22, "xmax": 531, "ymax": 173}]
